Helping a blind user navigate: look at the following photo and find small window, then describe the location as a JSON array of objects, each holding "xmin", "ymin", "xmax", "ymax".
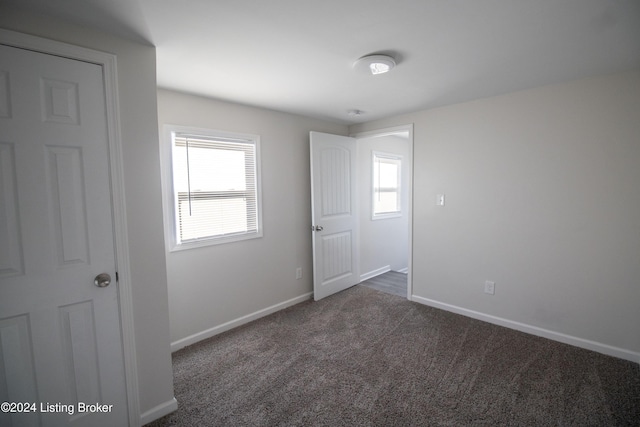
[
  {"xmin": 163, "ymin": 126, "xmax": 262, "ymax": 250},
  {"xmin": 372, "ymin": 152, "xmax": 402, "ymax": 219}
]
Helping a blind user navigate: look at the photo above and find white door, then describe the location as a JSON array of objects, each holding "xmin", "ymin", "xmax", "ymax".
[
  {"xmin": 309, "ymin": 131, "xmax": 359, "ymax": 301},
  {"xmin": 0, "ymin": 45, "xmax": 128, "ymax": 426}
]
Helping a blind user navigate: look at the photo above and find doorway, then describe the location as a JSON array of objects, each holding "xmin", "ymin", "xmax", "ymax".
[
  {"xmin": 309, "ymin": 125, "xmax": 413, "ymax": 301},
  {"xmin": 353, "ymin": 125, "xmax": 413, "ymax": 299}
]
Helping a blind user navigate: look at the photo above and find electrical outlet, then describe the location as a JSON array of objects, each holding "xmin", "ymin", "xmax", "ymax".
[
  {"xmin": 296, "ymin": 267, "xmax": 303, "ymax": 280},
  {"xmin": 484, "ymin": 280, "xmax": 495, "ymax": 295}
]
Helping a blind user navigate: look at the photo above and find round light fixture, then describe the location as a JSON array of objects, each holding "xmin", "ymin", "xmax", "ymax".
[
  {"xmin": 348, "ymin": 109, "xmax": 365, "ymax": 117},
  {"xmin": 354, "ymin": 54, "xmax": 396, "ymax": 75}
]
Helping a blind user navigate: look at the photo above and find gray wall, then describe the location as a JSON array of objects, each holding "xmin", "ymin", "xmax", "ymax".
[
  {"xmin": 357, "ymin": 134, "xmax": 410, "ymax": 278},
  {"xmin": 157, "ymin": 89, "xmax": 348, "ymax": 347},
  {"xmin": 351, "ymin": 71, "xmax": 640, "ymax": 360},
  {"xmin": 0, "ymin": 8, "xmax": 175, "ymax": 422}
]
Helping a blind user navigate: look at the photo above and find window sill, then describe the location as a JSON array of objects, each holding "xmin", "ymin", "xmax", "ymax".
[
  {"xmin": 169, "ymin": 231, "xmax": 263, "ymax": 252},
  {"xmin": 372, "ymin": 212, "xmax": 402, "ymax": 221}
]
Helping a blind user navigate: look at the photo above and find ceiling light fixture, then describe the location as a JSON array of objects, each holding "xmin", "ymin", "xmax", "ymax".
[{"xmin": 354, "ymin": 54, "xmax": 396, "ymax": 75}]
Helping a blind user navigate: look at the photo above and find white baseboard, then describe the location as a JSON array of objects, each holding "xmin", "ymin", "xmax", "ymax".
[
  {"xmin": 140, "ymin": 397, "xmax": 178, "ymax": 426},
  {"xmin": 360, "ymin": 265, "xmax": 391, "ymax": 282},
  {"xmin": 411, "ymin": 295, "xmax": 640, "ymax": 364},
  {"xmin": 170, "ymin": 292, "xmax": 313, "ymax": 353}
]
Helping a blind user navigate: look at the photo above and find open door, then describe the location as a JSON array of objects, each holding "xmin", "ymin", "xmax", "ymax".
[{"xmin": 310, "ymin": 131, "xmax": 359, "ymax": 300}]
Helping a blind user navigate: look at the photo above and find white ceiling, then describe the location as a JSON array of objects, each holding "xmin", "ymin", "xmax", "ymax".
[{"xmin": 4, "ymin": 0, "xmax": 640, "ymax": 124}]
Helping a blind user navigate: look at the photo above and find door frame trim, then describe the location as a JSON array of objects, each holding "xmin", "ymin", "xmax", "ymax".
[
  {"xmin": 0, "ymin": 29, "xmax": 140, "ymax": 426},
  {"xmin": 350, "ymin": 124, "xmax": 414, "ymax": 300}
]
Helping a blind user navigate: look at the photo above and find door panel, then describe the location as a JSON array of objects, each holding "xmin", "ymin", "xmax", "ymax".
[
  {"xmin": 46, "ymin": 146, "xmax": 90, "ymax": 266},
  {"xmin": 310, "ymin": 131, "xmax": 359, "ymax": 300},
  {"xmin": 0, "ymin": 315, "xmax": 39, "ymax": 426},
  {"xmin": 0, "ymin": 142, "xmax": 24, "ymax": 277},
  {"xmin": 320, "ymin": 231, "xmax": 354, "ymax": 282},
  {"xmin": 0, "ymin": 44, "xmax": 127, "ymax": 427}
]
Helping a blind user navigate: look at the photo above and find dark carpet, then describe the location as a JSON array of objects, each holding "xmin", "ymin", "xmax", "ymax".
[{"xmin": 147, "ymin": 286, "xmax": 640, "ymax": 426}]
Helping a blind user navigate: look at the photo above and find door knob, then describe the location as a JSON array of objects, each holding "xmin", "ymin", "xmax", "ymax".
[
  {"xmin": 314, "ymin": 225, "xmax": 324, "ymax": 231},
  {"xmin": 94, "ymin": 273, "xmax": 112, "ymax": 288}
]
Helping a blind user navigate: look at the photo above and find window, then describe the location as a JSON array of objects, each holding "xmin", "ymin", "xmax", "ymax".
[
  {"xmin": 163, "ymin": 126, "xmax": 262, "ymax": 250},
  {"xmin": 372, "ymin": 152, "xmax": 402, "ymax": 219}
]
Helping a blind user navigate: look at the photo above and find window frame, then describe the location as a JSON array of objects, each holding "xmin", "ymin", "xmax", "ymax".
[
  {"xmin": 161, "ymin": 124, "xmax": 263, "ymax": 251},
  {"xmin": 371, "ymin": 151, "xmax": 403, "ymax": 220}
]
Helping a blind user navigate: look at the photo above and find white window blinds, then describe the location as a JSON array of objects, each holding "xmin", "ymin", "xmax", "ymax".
[{"xmin": 171, "ymin": 132, "xmax": 260, "ymax": 246}]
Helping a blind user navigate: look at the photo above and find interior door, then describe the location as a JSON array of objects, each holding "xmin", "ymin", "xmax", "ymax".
[
  {"xmin": 0, "ymin": 45, "xmax": 128, "ymax": 426},
  {"xmin": 309, "ymin": 131, "xmax": 359, "ymax": 301}
]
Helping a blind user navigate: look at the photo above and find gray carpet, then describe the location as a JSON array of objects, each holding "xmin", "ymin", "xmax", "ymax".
[{"xmin": 147, "ymin": 286, "xmax": 640, "ymax": 426}]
